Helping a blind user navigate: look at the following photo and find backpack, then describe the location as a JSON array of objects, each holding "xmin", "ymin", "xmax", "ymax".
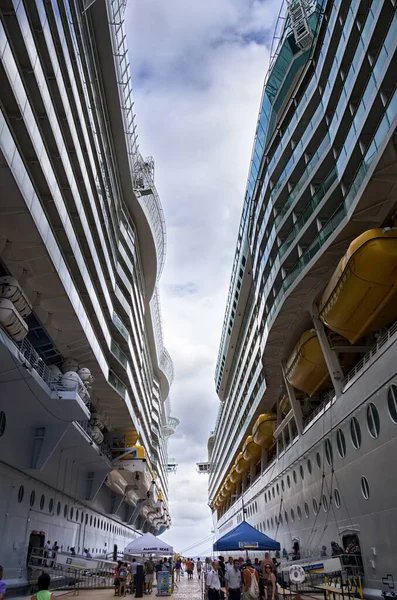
[
  {"xmin": 119, "ymin": 568, "xmax": 127, "ymax": 580},
  {"xmin": 248, "ymin": 568, "xmax": 259, "ymax": 599}
]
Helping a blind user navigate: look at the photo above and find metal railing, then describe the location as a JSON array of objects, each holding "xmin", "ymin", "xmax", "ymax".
[{"xmin": 17, "ymin": 336, "xmax": 91, "ymax": 406}]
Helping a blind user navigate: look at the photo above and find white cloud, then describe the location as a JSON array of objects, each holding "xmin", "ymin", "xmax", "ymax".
[{"xmin": 126, "ymin": 0, "xmax": 281, "ymax": 552}]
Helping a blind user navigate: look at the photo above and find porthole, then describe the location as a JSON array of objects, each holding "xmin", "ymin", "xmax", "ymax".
[
  {"xmin": 287, "ymin": 475, "xmax": 291, "ymax": 488},
  {"xmin": 322, "ymin": 494, "xmax": 328, "ymax": 512},
  {"xmin": 284, "ymin": 510, "xmax": 288, "ymax": 524},
  {"xmin": 81, "ymin": 512, "xmax": 84, "ymax": 523},
  {"xmin": 70, "ymin": 507, "xmax": 74, "ymax": 520},
  {"xmin": 40, "ymin": 494, "xmax": 45, "ymax": 510},
  {"xmin": 49, "ymin": 498, "xmax": 54, "ymax": 513},
  {"xmin": 336, "ymin": 429, "xmax": 346, "ymax": 458},
  {"xmin": 281, "ymin": 479, "xmax": 285, "ymax": 492},
  {"xmin": 367, "ymin": 403, "xmax": 380, "ymax": 439},
  {"xmin": 0, "ymin": 411, "xmax": 6, "ymax": 437},
  {"xmin": 334, "ymin": 488, "xmax": 341, "ymax": 508},
  {"xmin": 300, "ymin": 465, "xmax": 304, "ymax": 480},
  {"xmin": 307, "ymin": 459, "xmax": 312, "ymax": 474},
  {"xmin": 290, "ymin": 508, "xmax": 295, "ymax": 522},
  {"xmin": 30, "ymin": 490, "xmax": 36, "ymax": 507},
  {"xmin": 64, "ymin": 504, "xmax": 68, "ymax": 518},
  {"xmin": 57, "ymin": 502, "xmax": 61, "ymax": 516},
  {"xmin": 312, "ymin": 498, "xmax": 318, "ymax": 514},
  {"xmin": 297, "ymin": 505, "xmax": 302, "ymax": 520},
  {"xmin": 350, "ymin": 417, "xmax": 361, "ymax": 449},
  {"xmin": 316, "ymin": 452, "xmax": 322, "ymax": 469},
  {"xmin": 325, "ymin": 438, "xmax": 333, "ymax": 466},
  {"xmin": 276, "ymin": 483, "xmax": 279, "ymax": 495},
  {"xmin": 388, "ymin": 384, "xmax": 397, "ymax": 423},
  {"xmin": 272, "ymin": 487, "xmax": 275, "ymax": 499},
  {"xmin": 293, "ymin": 470, "xmax": 297, "ymax": 484},
  {"xmin": 361, "ymin": 476, "xmax": 370, "ymax": 500},
  {"xmin": 304, "ymin": 502, "xmax": 309, "ymax": 518},
  {"xmin": 18, "ymin": 485, "xmax": 24, "ymax": 503}
]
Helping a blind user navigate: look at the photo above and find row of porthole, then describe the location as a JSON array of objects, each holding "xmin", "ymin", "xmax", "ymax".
[
  {"xmin": 17, "ymin": 486, "xmax": 129, "ymax": 537},
  {"xmin": 264, "ymin": 391, "xmax": 396, "ymax": 505},
  {"xmin": 255, "ymin": 477, "xmax": 370, "ymax": 533}
]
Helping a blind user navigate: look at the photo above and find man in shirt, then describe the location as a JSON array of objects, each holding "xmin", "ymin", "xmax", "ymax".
[
  {"xmin": 196, "ymin": 557, "xmax": 203, "ymax": 579},
  {"xmin": 144, "ymin": 558, "xmax": 155, "ymax": 594},
  {"xmin": 225, "ymin": 557, "xmax": 234, "ymax": 572},
  {"xmin": 206, "ymin": 560, "xmax": 222, "ymax": 600},
  {"xmin": 243, "ymin": 560, "xmax": 259, "ymax": 600},
  {"xmin": 129, "ymin": 558, "xmax": 138, "ymax": 593},
  {"xmin": 225, "ymin": 559, "xmax": 242, "ymax": 600}
]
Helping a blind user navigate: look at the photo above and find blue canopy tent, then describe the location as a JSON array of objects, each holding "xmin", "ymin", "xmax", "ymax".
[{"xmin": 213, "ymin": 521, "xmax": 280, "ymax": 552}]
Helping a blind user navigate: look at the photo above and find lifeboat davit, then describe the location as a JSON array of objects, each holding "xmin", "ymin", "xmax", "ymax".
[
  {"xmin": 0, "ymin": 298, "xmax": 28, "ymax": 341},
  {"xmin": 320, "ymin": 228, "xmax": 397, "ymax": 344},
  {"xmin": 242, "ymin": 435, "xmax": 261, "ymax": 462},
  {"xmin": 235, "ymin": 452, "xmax": 250, "ymax": 474},
  {"xmin": 286, "ymin": 330, "xmax": 329, "ymax": 396},
  {"xmin": 252, "ymin": 414, "xmax": 277, "ymax": 446},
  {"xmin": 229, "ymin": 465, "xmax": 242, "ymax": 484},
  {"xmin": 113, "ymin": 445, "xmax": 154, "ymax": 499}
]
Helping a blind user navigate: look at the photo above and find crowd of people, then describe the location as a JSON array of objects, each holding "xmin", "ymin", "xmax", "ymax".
[{"xmin": 114, "ymin": 556, "xmax": 172, "ymax": 596}]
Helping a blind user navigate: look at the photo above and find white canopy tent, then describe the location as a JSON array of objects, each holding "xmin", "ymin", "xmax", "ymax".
[{"xmin": 124, "ymin": 532, "xmax": 174, "ymax": 556}]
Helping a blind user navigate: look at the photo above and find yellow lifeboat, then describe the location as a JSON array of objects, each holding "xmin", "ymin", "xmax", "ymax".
[
  {"xmin": 235, "ymin": 452, "xmax": 250, "ymax": 474},
  {"xmin": 279, "ymin": 395, "xmax": 290, "ymax": 416},
  {"xmin": 252, "ymin": 413, "xmax": 277, "ymax": 446},
  {"xmin": 224, "ymin": 475, "xmax": 234, "ymax": 492},
  {"xmin": 230, "ymin": 465, "xmax": 242, "ymax": 484},
  {"xmin": 242, "ymin": 435, "xmax": 262, "ymax": 462},
  {"xmin": 286, "ymin": 330, "xmax": 329, "ymax": 396},
  {"xmin": 320, "ymin": 228, "xmax": 397, "ymax": 344}
]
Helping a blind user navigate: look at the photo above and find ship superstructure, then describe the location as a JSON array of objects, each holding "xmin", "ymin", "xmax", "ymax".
[
  {"xmin": 0, "ymin": 0, "xmax": 177, "ymax": 587},
  {"xmin": 209, "ymin": 0, "xmax": 397, "ymax": 596}
]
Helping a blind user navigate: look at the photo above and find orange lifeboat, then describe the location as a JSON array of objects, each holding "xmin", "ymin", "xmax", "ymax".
[
  {"xmin": 229, "ymin": 465, "xmax": 242, "ymax": 484},
  {"xmin": 320, "ymin": 228, "xmax": 397, "ymax": 344},
  {"xmin": 252, "ymin": 414, "xmax": 277, "ymax": 446},
  {"xmin": 242, "ymin": 435, "xmax": 262, "ymax": 462},
  {"xmin": 235, "ymin": 452, "xmax": 250, "ymax": 474},
  {"xmin": 286, "ymin": 330, "xmax": 329, "ymax": 396}
]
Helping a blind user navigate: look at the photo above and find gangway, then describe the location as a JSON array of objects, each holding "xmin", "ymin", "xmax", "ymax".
[{"xmin": 28, "ymin": 548, "xmax": 117, "ymax": 594}]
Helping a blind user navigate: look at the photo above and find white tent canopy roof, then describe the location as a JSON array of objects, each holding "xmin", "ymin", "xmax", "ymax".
[{"xmin": 124, "ymin": 533, "xmax": 173, "ymax": 555}]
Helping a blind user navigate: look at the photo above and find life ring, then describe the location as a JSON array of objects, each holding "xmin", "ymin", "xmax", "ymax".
[{"xmin": 289, "ymin": 565, "xmax": 306, "ymax": 584}]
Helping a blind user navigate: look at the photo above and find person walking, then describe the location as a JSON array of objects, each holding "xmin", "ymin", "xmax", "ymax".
[
  {"xmin": 144, "ymin": 558, "xmax": 155, "ymax": 595},
  {"xmin": 114, "ymin": 560, "xmax": 122, "ymax": 596},
  {"xmin": 242, "ymin": 559, "xmax": 259, "ymax": 600},
  {"xmin": 218, "ymin": 556, "xmax": 226, "ymax": 588},
  {"xmin": 197, "ymin": 557, "xmax": 203, "ymax": 580},
  {"xmin": 186, "ymin": 558, "xmax": 193, "ymax": 580},
  {"xmin": 225, "ymin": 557, "xmax": 234, "ymax": 572},
  {"xmin": 174, "ymin": 558, "xmax": 182, "ymax": 582},
  {"xmin": 263, "ymin": 564, "xmax": 278, "ymax": 600},
  {"xmin": 206, "ymin": 560, "xmax": 223, "ymax": 600},
  {"xmin": 203, "ymin": 557, "xmax": 212, "ymax": 585},
  {"xmin": 225, "ymin": 558, "xmax": 242, "ymax": 600},
  {"xmin": 118, "ymin": 562, "xmax": 128, "ymax": 597},
  {"xmin": 30, "ymin": 573, "xmax": 56, "ymax": 600}
]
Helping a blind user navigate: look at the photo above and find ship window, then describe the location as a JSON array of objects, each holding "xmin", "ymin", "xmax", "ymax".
[
  {"xmin": 264, "ymin": 492, "xmax": 267, "ymax": 503},
  {"xmin": 40, "ymin": 495, "xmax": 45, "ymax": 510},
  {"xmin": 255, "ymin": 501, "xmax": 258, "ymax": 512},
  {"xmin": 18, "ymin": 485, "xmax": 24, "ymax": 503},
  {"xmin": 94, "ymin": 517, "xmax": 97, "ymax": 528},
  {"xmin": 293, "ymin": 470, "xmax": 297, "ymax": 484},
  {"xmin": 361, "ymin": 476, "xmax": 370, "ymax": 500},
  {"xmin": 49, "ymin": 498, "xmax": 54, "ymax": 513},
  {"xmin": 284, "ymin": 510, "xmax": 288, "ymax": 524},
  {"xmin": 367, "ymin": 403, "xmax": 380, "ymax": 438},
  {"xmin": 290, "ymin": 508, "xmax": 295, "ymax": 522},
  {"xmin": 276, "ymin": 483, "xmax": 279, "ymax": 495},
  {"xmin": 387, "ymin": 384, "xmax": 397, "ymax": 423},
  {"xmin": 279, "ymin": 513, "xmax": 283, "ymax": 526},
  {"xmin": 0, "ymin": 411, "xmax": 6, "ymax": 436},
  {"xmin": 312, "ymin": 498, "xmax": 318, "ymax": 514},
  {"xmin": 287, "ymin": 475, "xmax": 291, "ymax": 488},
  {"xmin": 322, "ymin": 494, "xmax": 328, "ymax": 512},
  {"xmin": 307, "ymin": 459, "xmax": 312, "ymax": 474},
  {"xmin": 30, "ymin": 491, "xmax": 36, "ymax": 507},
  {"xmin": 263, "ymin": 521, "xmax": 266, "ymax": 531},
  {"xmin": 76, "ymin": 510, "xmax": 79, "ymax": 522},
  {"xmin": 267, "ymin": 519, "xmax": 270, "ymax": 529},
  {"xmin": 304, "ymin": 502, "xmax": 309, "ymax": 518},
  {"xmin": 57, "ymin": 502, "xmax": 61, "ymax": 516},
  {"xmin": 297, "ymin": 505, "xmax": 302, "ymax": 520},
  {"xmin": 300, "ymin": 465, "xmax": 304, "ymax": 480},
  {"xmin": 281, "ymin": 479, "xmax": 285, "ymax": 492},
  {"xmin": 70, "ymin": 507, "xmax": 74, "ymax": 520},
  {"xmin": 336, "ymin": 428, "xmax": 346, "ymax": 458},
  {"xmin": 316, "ymin": 452, "xmax": 322, "ymax": 469},
  {"xmin": 325, "ymin": 439, "xmax": 333, "ymax": 466},
  {"xmin": 334, "ymin": 488, "xmax": 341, "ymax": 508},
  {"xmin": 90, "ymin": 515, "xmax": 93, "ymax": 526},
  {"xmin": 64, "ymin": 504, "xmax": 68, "ymax": 518},
  {"xmin": 81, "ymin": 512, "xmax": 84, "ymax": 523},
  {"xmin": 350, "ymin": 417, "xmax": 361, "ymax": 449},
  {"xmin": 272, "ymin": 487, "xmax": 275, "ymax": 499}
]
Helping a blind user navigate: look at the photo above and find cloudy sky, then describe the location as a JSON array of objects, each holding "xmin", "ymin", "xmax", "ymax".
[{"xmin": 126, "ymin": 0, "xmax": 281, "ymax": 555}]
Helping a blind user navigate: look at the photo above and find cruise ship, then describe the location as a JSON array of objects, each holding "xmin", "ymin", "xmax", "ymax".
[
  {"xmin": 208, "ymin": 0, "xmax": 397, "ymax": 597},
  {"xmin": 0, "ymin": 0, "xmax": 177, "ymax": 590}
]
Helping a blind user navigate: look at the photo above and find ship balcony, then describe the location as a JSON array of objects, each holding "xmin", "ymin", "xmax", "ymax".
[{"xmin": 0, "ymin": 329, "xmax": 90, "ymax": 423}]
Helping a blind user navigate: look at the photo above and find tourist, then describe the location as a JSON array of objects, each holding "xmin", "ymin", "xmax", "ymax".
[
  {"xmin": 84, "ymin": 549, "xmax": 92, "ymax": 559},
  {"xmin": 197, "ymin": 557, "xmax": 203, "ymax": 580},
  {"xmin": 118, "ymin": 562, "xmax": 128, "ymax": 597},
  {"xmin": 282, "ymin": 548, "xmax": 288, "ymax": 561},
  {"xmin": 144, "ymin": 558, "xmax": 155, "ymax": 594},
  {"xmin": 225, "ymin": 558, "xmax": 242, "ymax": 600},
  {"xmin": 70, "ymin": 547, "xmax": 76, "ymax": 557},
  {"xmin": 261, "ymin": 553, "xmax": 273, "ymax": 579},
  {"xmin": 129, "ymin": 559, "xmax": 137, "ymax": 594},
  {"xmin": 0, "ymin": 566, "xmax": 6, "ymax": 600},
  {"xmin": 218, "ymin": 556, "xmax": 226, "ymax": 587},
  {"xmin": 155, "ymin": 559, "xmax": 164, "ymax": 581},
  {"xmin": 114, "ymin": 561, "xmax": 122, "ymax": 596},
  {"xmin": 242, "ymin": 559, "xmax": 259, "ymax": 600},
  {"xmin": 186, "ymin": 558, "xmax": 193, "ymax": 580},
  {"xmin": 203, "ymin": 557, "xmax": 212, "ymax": 584},
  {"xmin": 263, "ymin": 563, "xmax": 278, "ymax": 600},
  {"xmin": 30, "ymin": 573, "xmax": 56, "ymax": 600},
  {"xmin": 206, "ymin": 560, "xmax": 222, "ymax": 600},
  {"xmin": 225, "ymin": 557, "xmax": 234, "ymax": 571},
  {"xmin": 174, "ymin": 557, "xmax": 182, "ymax": 582},
  {"xmin": 238, "ymin": 557, "xmax": 245, "ymax": 572},
  {"xmin": 253, "ymin": 558, "xmax": 261, "ymax": 575}
]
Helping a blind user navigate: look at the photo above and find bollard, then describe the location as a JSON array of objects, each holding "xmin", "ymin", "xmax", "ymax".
[{"xmin": 135, "ymin": 563, "xmax": 144, "ymax": 598}]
